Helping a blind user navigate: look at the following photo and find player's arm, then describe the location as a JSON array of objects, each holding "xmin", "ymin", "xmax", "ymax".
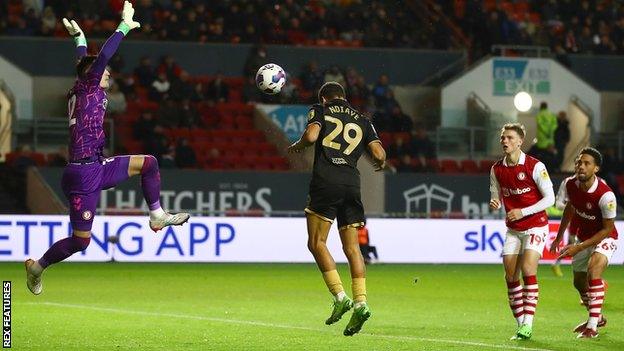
[
  {"xmin": 489, "ymin": 166, "xmax": 501, "ymax": 210},
  {"xmin": 559, "ymin": 192, "xmax": 617, "ymax": 258},
  {"xmin": 508, "ymin": 162, "xmax": 555, "ymax": 221},
  {"xmin": 88, "ymin": 1, "xmax": 140, "ymax": 78},
  {"xmin": 555, "ymin": 179, "xmax": 568, "ymax": 210},
  {"xmin": 63, "ymin": 18, "xmax": 87, "ymax": 59},
  {"xmin": 367, "ymin": 141, "xmax": 386, "ymax": 171},
  {"xmin": 550, "ymin": 201, "xmax": 574, "ymax": 254},
  {"xmin": 288, "ymin": 123, "xmax": 321, "ymax": 153},
  {"xmin": 364, "ymin": 119, "xmax": 385, "ymax": 171},
  {"xmin": 288, "ymin": 104, "xmax": 323, "ymax": 153}
]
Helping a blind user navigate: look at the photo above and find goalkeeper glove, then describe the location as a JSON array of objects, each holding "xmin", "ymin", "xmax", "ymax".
[
  {"xmin": 117, "ymin": 0, "xmax": 141, "ymax": 36},
  {"xmin": 62, "ymin": 18, "xmax": 87, "ymax": 47}
]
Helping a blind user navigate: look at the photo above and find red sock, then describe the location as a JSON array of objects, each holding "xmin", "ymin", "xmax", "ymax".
[{"xmin": 587, "ymin": 279, "xmax": 605, "ymax": 330}]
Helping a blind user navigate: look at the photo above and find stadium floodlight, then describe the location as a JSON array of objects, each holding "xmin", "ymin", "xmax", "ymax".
[{"xmin": 513, "ymin": 91, "xmax": 533, "ymax": 112}]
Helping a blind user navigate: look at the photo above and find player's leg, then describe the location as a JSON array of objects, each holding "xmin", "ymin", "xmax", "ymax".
[
  {"xmin": 338, "ymin": 187, "xmax": 370, "ymax": 336},
  {"xmin": 578, "ymin": 239, "xmax": 615, "ymax": 338},
  {"xmin": 104, "ymin": 155, "xmax": 190, "ymax": 231},
  {"xmin": 305, "ymin": 212, "xmax": 352, "ymax": 325},
  {"xmin": 515, "ymin": 226, "xmax": 548, "ymax": 339},
  {"xmin": 502, "ymin": 230, "xmax": 524, "ymax": 337},
  {"xmin": 25, "ymin": 179, "xmax": 98, "ymax": 295}
]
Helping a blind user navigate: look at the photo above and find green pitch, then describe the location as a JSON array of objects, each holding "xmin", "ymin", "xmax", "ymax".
[{"xmin": 2, "ymin": 263, "xmax": 623, "ymax": 350}]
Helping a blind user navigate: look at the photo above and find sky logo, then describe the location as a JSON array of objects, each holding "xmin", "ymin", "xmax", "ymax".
[{"xmin": 465, "ymin": 225, "xmax": 504, "ymax": 251}]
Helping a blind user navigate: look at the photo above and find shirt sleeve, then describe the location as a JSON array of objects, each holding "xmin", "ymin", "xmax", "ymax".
[
  {"xmin": 520, "ymin": 161, "xmax": 555, "ymax": 216},
  {"xmin": 76, "ymin": 45, "xmax": 87, "ymax": 59},
  {"xmin": 87, "ymin": 31, "xmax": 124, "ymax": 79},
  {"xmin": 555, "ymin": 178, "xmax": 569, "ymax": 210},
  {"xmin": 489, "ymin": 166, "xmax": 500, "ymax": 200},
  {"xmin": 598, "ymin": 191, "xmax": 617, "ymax": 219},
  {"xmin": 306, "ymin": 104, "xmax": 323, "ymax": 128}
]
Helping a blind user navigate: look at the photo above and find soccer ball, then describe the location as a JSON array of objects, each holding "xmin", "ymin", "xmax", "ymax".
[{"xmin": 256, "ymin": 63, "xmax": 286, "ymax": 95}]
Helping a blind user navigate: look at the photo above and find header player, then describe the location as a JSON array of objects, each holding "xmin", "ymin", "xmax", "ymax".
[
  {"xmin": 551, "ymin": 174, "xmax": 579, "ymax": 277},
  {"xmin": 489, "ymin": 123, "xmax": 555, "ymax": 340},
  {"xmin": 288, "ymin": 81, "xmax": 386, "ymax": 336},
  {"xmin": 25, "ymin": 2, "xmax": 190, "ymax": 295},
  {"xmin": 550, "ymin": 147, "xmax": 618, "ymax": 338}
]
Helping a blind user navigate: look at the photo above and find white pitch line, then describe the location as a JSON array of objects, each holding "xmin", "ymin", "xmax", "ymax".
[{"xmin": 22, "ymin": 302, "xmax": 555, "ymax": 351}]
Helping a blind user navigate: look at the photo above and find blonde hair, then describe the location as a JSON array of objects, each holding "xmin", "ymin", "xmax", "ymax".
[{"xmin": 501, "ymin": 123, "xmax": 526, "ymax": 139}]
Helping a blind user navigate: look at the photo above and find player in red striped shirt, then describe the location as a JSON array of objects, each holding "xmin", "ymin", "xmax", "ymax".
[
  {"xmin": 489, "ymin": 123, "xmax": 555, "ymax": 340},
  {"xmin": 550, "ymin": 147, "xmax": 618, "ymax": 338}
]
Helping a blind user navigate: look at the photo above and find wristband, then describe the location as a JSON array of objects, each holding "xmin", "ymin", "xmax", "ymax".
[
  {"xmin": 73, "ymin": 34, "xmax": 87, "ymax": 47},
  {"xmin": 116, "ymin": 22, "xmax": 131, "ymax": 36}
]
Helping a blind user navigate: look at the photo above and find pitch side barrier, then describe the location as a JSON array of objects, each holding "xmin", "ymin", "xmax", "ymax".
[{"xmin": 0, "ymin": 215, "xmax": 622, "ymax": 264}]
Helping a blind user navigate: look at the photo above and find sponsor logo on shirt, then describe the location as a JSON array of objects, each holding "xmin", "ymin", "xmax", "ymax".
[
  {"xmin": 82, "ymin": 210, "xmax": 93, "ymax": 221},
  {"xmin": 575, "ymin": 209, "xmax": 596, "ymax": 221},
  {"xmin": 502, "ymin": 187, "xmax": 531, "ymax": 196},
  {"xmin": 308, "ymin": 109, "xmax": 315, "ymax": 120},
  {"xmin": 540, "ymin": 169, "xmax": 549, "ymax": 179},
  {"xmin": 607, "ymin": 201, "xmax": 616, "ymax": 211},
  {"xmin": 517, "ymin": 172, "xmax": 526, "ymax": 180},
  {"xmin": 332, "ymin": 158, "xmax": 347, "ymax": 165}
]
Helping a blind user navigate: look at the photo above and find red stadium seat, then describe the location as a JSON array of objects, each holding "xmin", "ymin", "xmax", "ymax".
[
  {"xmin": 440, "ymin": 159, "xmax": 460, "ymax": 173},
  {"xmin": 379, "ymin": 132, "xmax": 393, "ymax": 146},
  {"xmin": 426, "ymin": 159, "xmax": 440, "ymax": 172},
  {"xmin": 460, "ymin": 159, "xmax": 479, "ymax": 173}
]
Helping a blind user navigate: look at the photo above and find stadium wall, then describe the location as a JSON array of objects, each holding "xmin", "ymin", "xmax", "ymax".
[
  {"xmin": 0, "ymin": 37, "xmax": 462, "ymax": 85},
  {"xmin": 1, "ymin": 215, "xmax": 622, "ymax": 264}
]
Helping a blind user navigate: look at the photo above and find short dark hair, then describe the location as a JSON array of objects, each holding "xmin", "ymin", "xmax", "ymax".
[
  {"xmin": 76, "ymin": 55, "xmax": 97, "ymax": 79},
  {"xmin": 501, "ymin": 123, "xmax": 526, "ymax": 139},
  {"xmin": 579, "ymin": 147, "xmax": 602, "ymax": 167},
  {"xmin": 540, "ymin": 101, "xmax": 548, "ymax": 110},
  {"xmin": 318, "ymin": 81, "xmax": 345, "ymax": 102}
]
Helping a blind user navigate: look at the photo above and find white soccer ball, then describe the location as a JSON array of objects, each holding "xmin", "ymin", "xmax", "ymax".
[{"xmin": 256, "ymin": 63, "xmax": 286, "ymax": 95}]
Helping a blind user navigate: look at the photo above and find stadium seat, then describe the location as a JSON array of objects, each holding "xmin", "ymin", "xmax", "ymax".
[
  {"xmin": 379, "ymin": 132, "xmax": 393, "ymax": 146},
  {"xmin": 460, "ymin": 159, "xmax": 479, "ymax": 173},
  {"xmin": 439, "ymin": 159, "xmax": 460, "ymax": 173},
  {"xmin": 426, "ymin": 159, "xmax": 440, "ymax": 172}
]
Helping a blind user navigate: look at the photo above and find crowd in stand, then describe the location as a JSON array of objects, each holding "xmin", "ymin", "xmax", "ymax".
[{"xmin": 1, "ymin": 0, "xmax": 450, "ymax": 49}]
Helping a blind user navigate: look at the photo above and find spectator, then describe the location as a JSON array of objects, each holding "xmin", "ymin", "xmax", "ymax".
[
  {"xmin": 358, "ymin": 223, "xmax": 378, "ymax": 264},
  {"xmin": 116, "ymin": 73, "xmax": 136, "ymax": 96},
  {"xmin": 175, "ymin": 138, "xmax": 197, "ymax": 168},
  {"xmin": 554, "ymin": 110, "xmax": 570, "ymax": 171},
  {"xmin": 106, "ymin": 83, "xmax": 127, "ymax": 115},
  {"xmin": 206, "ymin": 73, "xmax": 230, "ymax": 103},
  {"xmin": 170, "ymin": 71, "xmax": 194, "ymax": 102},
  {"xmin": 534, "ymin": 101, "xmax": 558, "ymax": 170},
  {"xmin": 159, "ymin": 144, "xmax": 177, "ymax": 169},
  {"xmin": 156, "ymin": 98, "xmax": 181, "ymax": 128},
  {"xmin": 204, "ymin": 147, "xmax": 226, "ymax": 169},
  {"xmin": 300, "ymin": 61, "xmax": 324, "ymax": 92},
  {"xmin": 158, "ymin": 55, "xmax": 182, "ymax": 81},
  {"xmin": 243, "ymin": 44, "xmax": 268, "ymax": 79},
  {"xmin": 324, "ymin": 66, "xmax": 346, "ymax": 87},
  {"xmin": 396, "ymin": 154, "xmax": 417, "ymax": 173},
  {"xmin": 134, "ymin": 56, "xmax": 156, "ymax": 88},
  {"xmin": 191, "ymin": 82, "xmax": 206, "ymax": 103},
  {"xmin": 410, "ymin": 125, "xmax": 436, "ymax": 162},
  {"xmin": 242, "ymin": 76, "xmax": 262, "ymax": 103},
  {"xmin": 144, "ymin": 125, "xmax": 169, "ymax": 162},
  {"xmin": 150, "ymin": 72, "xmax": 171, "ymax": 102},
  {"xmin": 372, "ymin": 74, "xmax": 391, "ymax": 108},
  {"xmin": 387, "ymin": 136, "xmax": 410, "ymax": 160},
  {"xmin": 389, "ymin": 105, "xmax": 413, "ymax": 133},
  {"xmin": 133, "ymin": 111, "xmax": 157, "ymax": 140},
  {"xmin": 40, "ymin": 6, "xmax": 56, "ymax": 36},
  {"xmin": 179, "ymin": 99, "xmax": 203, "ymax": 128}
]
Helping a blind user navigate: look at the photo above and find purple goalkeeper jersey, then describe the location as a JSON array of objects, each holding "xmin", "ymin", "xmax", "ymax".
[{"xmin": 68, "ymin": 32, "xmax": 123, "ymax": 161}]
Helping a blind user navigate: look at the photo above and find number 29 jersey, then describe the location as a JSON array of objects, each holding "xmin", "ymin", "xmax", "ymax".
[{"xmin": 307, "ymin": 99, "xmax": 380, "ymax": 187}]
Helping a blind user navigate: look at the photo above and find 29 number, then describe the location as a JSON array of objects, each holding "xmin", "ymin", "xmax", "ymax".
[{"xmin": 322, "ymin": 116, "xmax": 363, "ymax": 155}]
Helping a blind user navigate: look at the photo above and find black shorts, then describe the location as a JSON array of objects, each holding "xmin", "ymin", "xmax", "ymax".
[{"xmin": 305, "ymin": 181, "xmax": 365, "ymax": 230}]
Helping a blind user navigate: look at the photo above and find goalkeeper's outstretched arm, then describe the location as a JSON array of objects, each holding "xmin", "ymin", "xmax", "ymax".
[{"xmin": 62, "ymin": 18, "xmax": 87, "ymax": 59}]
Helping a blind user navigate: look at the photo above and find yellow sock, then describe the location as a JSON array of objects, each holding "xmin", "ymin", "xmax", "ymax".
[
  {"xmin": 352, "ymin": 278, "xmax": 367, "ymax": 303},
  {"xmin": 322, "ymin": 270, "xmax": 344, "ymax": 296}
]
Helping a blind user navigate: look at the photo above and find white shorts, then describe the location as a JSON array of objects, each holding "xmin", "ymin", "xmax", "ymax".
[
  {"xmin": 502, "ymin": 225, "xmax": 549, "ymax": 257},
  {"xmin": 572, "ymin": 237, "xmax": 618, "ymax": 272}
]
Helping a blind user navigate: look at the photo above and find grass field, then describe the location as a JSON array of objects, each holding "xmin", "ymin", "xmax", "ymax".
[{"xmin": 2, "ymin": 263, "xmax": 623, "ymax": 350}]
